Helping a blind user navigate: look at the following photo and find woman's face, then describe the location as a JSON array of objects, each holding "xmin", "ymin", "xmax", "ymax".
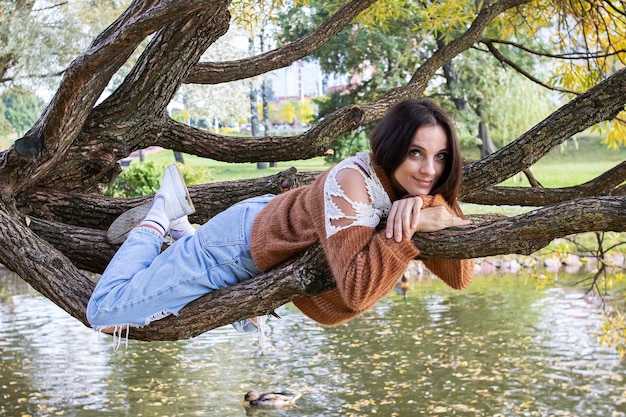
[{"xmin": 391, "ymin": 124, "xmax": 448, "ymax": 196}]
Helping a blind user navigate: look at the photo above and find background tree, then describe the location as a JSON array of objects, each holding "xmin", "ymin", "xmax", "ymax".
[
  {"xmin": 172, "ymin": 25, "xmax": 249, "ymax": 132},
  {"xmin": 0, "ymin": 99, "xmax": 11, "ymax": 136},
  {"xmin": 279, "ymin": 0, "xmax": 625, "ymax": 156},
  {"xmin": 0, "ymin": 0, "xmax": 624, "ymax": 342},
  {"xmin": 0, "ymin": 86, "xmax": 44, "ymax": 136},
  {"xmin": 0, "ymin": 0, "xmax": 129, "ymax": 88}
]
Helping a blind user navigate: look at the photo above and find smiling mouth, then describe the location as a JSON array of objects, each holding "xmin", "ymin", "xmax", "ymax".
[{"xmin": 415, "ymin": 178, "xmax": 433, "ymax": 187}]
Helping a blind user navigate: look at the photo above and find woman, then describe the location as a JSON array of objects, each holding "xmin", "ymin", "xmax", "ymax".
[{"xmin": 87, "ymin": 98, "xmax": 473, "ymax": 334}]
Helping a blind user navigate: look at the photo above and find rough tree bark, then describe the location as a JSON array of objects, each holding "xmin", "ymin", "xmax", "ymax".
[{"xmin": 0, "ymin": 0, "xmax": 624, "ymax": 341}]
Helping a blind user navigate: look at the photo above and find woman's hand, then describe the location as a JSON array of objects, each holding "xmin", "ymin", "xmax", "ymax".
[
  {"xmin": 417, "ymin": 206, "xmax": 470, "ymax": 233},
  {"xmin": 386, "ymin": 196, "xmax": 424, "ymax": 242},
  {"xmin": 386, "ymin": 197, "xmax": 470, "ymax": 242}
]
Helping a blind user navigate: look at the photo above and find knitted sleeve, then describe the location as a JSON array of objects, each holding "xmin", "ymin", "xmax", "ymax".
[
  {"xmin": 322, "ymin": 226, "xmax": 419, "ymax": 313},
  {"xmin": 422, "ymin": 195, "xmax": 474, "ymax": 289},
  {"xmin": 322, "ymin": 178, "xmax": 473, "ymax": 312},
  {"xmin": 423, "ymin": 257, "xmax": 474, "ymax": 289}
]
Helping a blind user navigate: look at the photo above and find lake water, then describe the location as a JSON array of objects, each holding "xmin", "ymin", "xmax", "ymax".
[{"xmin": 1, "ymin": 267, "xmax": 625, "ymax": 417}]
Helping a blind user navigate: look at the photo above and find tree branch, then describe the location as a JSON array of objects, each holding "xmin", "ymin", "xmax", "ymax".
[
  {"xmin": 184, "ymin": 0, "xmax": 378, "ymax": 84},
  {"xmin": 91, "ymin": 2, "xmax": 230, "ymax": 120},
  {"xmin": 0, "ymin": 0, "xmax": 219, "ymax": 195},
  {"xmin": 481, "ymin": 40, "xmax": 580, "ymax": 94},
  {"xmin": 154, "ymin": 108, "xmax": 365, "ymax": 162},
  {"xmin": 481, "ymin": 36, "xmax": 626, "ymax": 61},
  {"xmin": 0, "ymin": 200, "xmax": 93, "ymax": 327},
  {"xmin": 16, "ymin": 167, "xmax": 306, "ymax": 229}
]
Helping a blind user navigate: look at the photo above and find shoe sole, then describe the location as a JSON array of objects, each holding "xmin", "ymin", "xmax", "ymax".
[
  {"xmin": 107, "ymin": 165, "xmax": 195, "ymax": 244},
  {"xmin": 106, "ymin": 202, "xmax": 151, "ymax": 244}
]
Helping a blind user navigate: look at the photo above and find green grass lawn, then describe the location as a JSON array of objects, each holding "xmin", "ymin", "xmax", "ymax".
[
  {"xmin": 463, "ymin": 137, "xmax": 623, "ymax": 188},
  {"xmin": 498, "ymin": 137, "xmax": 623, "ymax": 188},
  {"xmin": 528, "ymin": 160, "xmax": 619, "ymax": 187}
]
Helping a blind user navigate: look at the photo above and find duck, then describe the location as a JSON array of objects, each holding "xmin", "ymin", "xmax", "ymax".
[
  {"xmin": 243, "ymin": 390, "xmax": 301, "ymax": 408},
  {"xmin": 394, "ymin": 274, "xmax": 411, "ymax": 302}
]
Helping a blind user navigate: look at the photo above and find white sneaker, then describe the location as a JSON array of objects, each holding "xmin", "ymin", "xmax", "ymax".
[
  {"xmin": 106, "ymin": 165, "xmax": 195, "ymax": 244},
  {"xmin": 156, "ymin": 164, "xmax": 195, "ymax": 221}
]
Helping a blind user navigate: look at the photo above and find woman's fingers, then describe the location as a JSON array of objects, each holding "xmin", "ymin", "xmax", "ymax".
[
  {"xmin": 385, "ymin": 203, "xmax": 398, "ymax": 239},
  {"xmin": 451, "ymin": 215, "xmax": 471, "ymax": 226},
  {"xmin": 386, "ymin": 197, "xmax": 423, "ymax": 242},
  {"xmin": 411, "ymin": 197, "xmax": 423, "ymax": 230},
  {"xmin": 387, "ymin": 200, "xmax": 471, "ymax": 239},
  {"xmin": 394, "ymin": 199, "xmax": 407, "ymax": 242}
]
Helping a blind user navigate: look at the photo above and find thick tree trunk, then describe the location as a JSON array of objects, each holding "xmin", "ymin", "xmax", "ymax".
[{"xmin": 477, "ymin": 120, "xmax": 498, "ymax": 158}]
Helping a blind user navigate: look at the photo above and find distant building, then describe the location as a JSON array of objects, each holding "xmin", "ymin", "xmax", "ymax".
[{"xmin": 269, "ymin": 60, "xmax": 350, "ymax": 103}]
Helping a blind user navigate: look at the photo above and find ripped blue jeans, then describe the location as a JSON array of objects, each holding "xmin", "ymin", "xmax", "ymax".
[{"xmin": 87, "ymin": 195, "xmax": 273, "ymax": 332}]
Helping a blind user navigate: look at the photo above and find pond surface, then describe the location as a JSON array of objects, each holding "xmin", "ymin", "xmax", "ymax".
[{"xmin": 1, "ymin": 268, "xmax": 626, "ymax": 417}]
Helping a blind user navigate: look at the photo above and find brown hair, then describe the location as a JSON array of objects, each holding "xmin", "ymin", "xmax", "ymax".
[{"xmin": 370, "ymin": 98, "xmax": 463, "ymax": 205}]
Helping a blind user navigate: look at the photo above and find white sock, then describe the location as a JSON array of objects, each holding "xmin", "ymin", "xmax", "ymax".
[
  {"xmin": 140, "ymin": 195, "xmax": 170, "ymax": 236},
  {"xmin": 169, "ymin": 216, "xmax": 196, "ymax": 240}
]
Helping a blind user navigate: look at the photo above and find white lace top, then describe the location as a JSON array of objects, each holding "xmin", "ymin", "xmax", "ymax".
[{"xmin": 324, "ymin": 152, "xmax": 392, "ymax": 238}]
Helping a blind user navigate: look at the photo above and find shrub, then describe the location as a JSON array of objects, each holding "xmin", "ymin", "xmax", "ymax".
[{"xmin": 103, "ymin": 161, "xmax": 208, "ymax": 198}]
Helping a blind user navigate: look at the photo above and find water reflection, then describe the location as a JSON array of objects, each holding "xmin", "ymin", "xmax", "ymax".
[{"xmin": 1, "ymin": 269, "xmax": 626, "ymax": 417}]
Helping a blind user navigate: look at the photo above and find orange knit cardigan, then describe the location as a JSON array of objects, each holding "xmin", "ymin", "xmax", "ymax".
[{"xmin": 250, "ymin": 158, "xmax": 473, "ymax": 325}]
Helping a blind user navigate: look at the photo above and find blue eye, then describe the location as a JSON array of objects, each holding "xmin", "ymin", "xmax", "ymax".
[{"xmin": 436, "ymin": 152, "xmax": 448, "ymax": 160}]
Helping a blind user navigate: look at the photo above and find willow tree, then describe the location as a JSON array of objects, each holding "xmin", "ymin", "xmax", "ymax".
[{"xmin": 0, "ymin": 0, "xmax": 624, "ymax": 341}]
